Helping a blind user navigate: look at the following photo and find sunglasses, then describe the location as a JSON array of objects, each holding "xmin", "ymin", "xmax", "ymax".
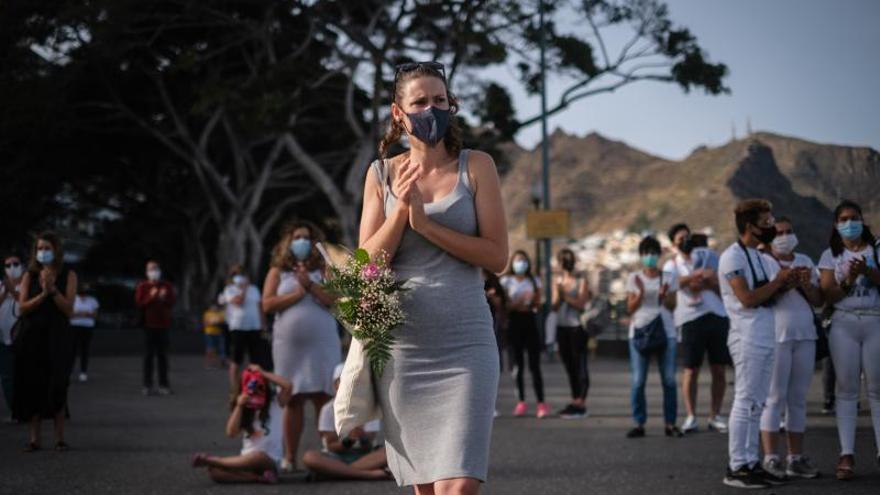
[
  {"xmin": 4, "ymin": 262, "xmax": 20, "ymax": 268},
  {"xmin": 394, "ymin": 61, "xmax": 446, "ymax": 85}
]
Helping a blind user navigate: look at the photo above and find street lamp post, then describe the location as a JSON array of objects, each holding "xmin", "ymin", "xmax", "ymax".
[
  {"xmin": 530, "ymin": 182, "xmax": 543, "ymax": 276},
  {"xmin": 538, "ymin": 0, "xmax": 553, "ymax": 319}
]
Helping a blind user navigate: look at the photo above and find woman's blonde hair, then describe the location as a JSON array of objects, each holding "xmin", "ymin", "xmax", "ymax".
[
  {"xmin": 270, "ymin": 220, "xmax": 326, "ymax": 272},
  {"xmin": 378, "ymin": 63, "xmax": 462, "ymax": 159}
]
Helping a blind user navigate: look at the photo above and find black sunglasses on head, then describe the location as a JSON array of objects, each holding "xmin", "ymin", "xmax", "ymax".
[{"xmin": 394, "ymin": 61, "xmax": 446, "ymax": 83}]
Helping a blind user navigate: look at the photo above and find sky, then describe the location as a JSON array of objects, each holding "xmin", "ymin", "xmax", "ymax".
[{"xmin": 483, "ymin": 0, "xmax": 880, "ymax": 160}]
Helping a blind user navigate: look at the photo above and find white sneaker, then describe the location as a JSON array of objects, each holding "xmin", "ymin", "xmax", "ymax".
[
  {"xmin": 279, "ymin": 458, "xmax": 295, "ymax": 473},
  {"xmin": 78, "ymin": 373, "xmax": 88, "ymax": 382},
  {"xmin": 682, "ymin": 415, "xmax": 698, "ymax": 433},
  {"xmin": 708, "ymin": 415, "xmax": 729, "ymax": 433}
]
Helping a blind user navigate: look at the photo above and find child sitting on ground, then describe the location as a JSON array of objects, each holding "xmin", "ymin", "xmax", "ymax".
[
  {"xmin": 191, "ymin": 364, "xmax": 290, "ymax": 484},
  {"xmin": 302, "ymin": 364, "xmax": 391, "ymax": 481}
]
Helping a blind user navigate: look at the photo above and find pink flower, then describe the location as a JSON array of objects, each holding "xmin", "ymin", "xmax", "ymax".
[{"xmin": 361, "ymin": 263, "xmax": 380, "ymax": 280}]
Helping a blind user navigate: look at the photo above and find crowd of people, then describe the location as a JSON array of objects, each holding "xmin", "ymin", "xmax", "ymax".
[{"xmin": 1, "ymin": 58, "xmax": 878, "ymax": 493}]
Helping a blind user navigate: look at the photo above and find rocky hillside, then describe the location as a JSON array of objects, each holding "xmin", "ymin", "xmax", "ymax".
[{"xmin": 501, "ymin": 130, "xmax": 880, "ymax": 258}]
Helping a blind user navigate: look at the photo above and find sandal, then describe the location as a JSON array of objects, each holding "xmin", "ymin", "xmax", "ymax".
[
  {"xmin": 22, "ymin": 442, "xmax": 41, "ymax": 452},
  {"xmin": 54, "ymin": 441, "xmax": 69, "ymax": 452},
  {"xmin": 836, "ymin": 454, "xmax": 855, "ymax": 481}
]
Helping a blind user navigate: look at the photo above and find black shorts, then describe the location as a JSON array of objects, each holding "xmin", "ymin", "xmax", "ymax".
[
  {"xmin": 680, "ymin": 313, "xmax": 731, "ymax": 368},
  {"xmin": 230, "ymin": 330, "xmax": 264, "ymax": 365}
]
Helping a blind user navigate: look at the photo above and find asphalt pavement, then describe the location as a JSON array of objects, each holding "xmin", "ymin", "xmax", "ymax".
[{"xmin": 0, "ymin": 350, "xmax": 877, "ymax": 494}]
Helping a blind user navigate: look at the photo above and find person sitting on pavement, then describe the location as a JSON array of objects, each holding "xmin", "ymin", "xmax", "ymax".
[
  {"xmin": 191, "ymin": 364, "xmax": 290, "ymax": 484},
  {"xmin": 301, "ymin": 364, "xmax": 390, "ymax": 481}
]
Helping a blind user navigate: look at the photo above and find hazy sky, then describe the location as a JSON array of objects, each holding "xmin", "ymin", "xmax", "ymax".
[{"xmin": 485, "ymin": 0, "xmax": 880, "ymax": 160}]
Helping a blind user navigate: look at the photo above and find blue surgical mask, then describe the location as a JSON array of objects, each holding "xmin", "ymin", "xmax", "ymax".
[
  {"xmin": 36, "ymin": 249, "xmax": 54, "ymax": 265},
  {"xmin": 641, "ymin": 254, "xmax": 659, "ymax": 268},
  {"xmin": 405, "ymin": 106, "xmax": 450, "ymax": 146},
  {"xmin": 837, "ymin": 220, "xmax": 863, "ymax": 240},
  {"xmin": 512, "ymin": 260, "xmax": 529, "ymax": 275},
  {"xmin": 232, "ymin": 275, "xmax": 245, "ymax": 285},
  {"xmin": 290, "ymin": 238, "xmax": 312, "ymax": 261}
]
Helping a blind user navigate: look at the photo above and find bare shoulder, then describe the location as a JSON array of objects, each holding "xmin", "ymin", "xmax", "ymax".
[{"xmin": 466, "ymin": 150, "xmax": 500, "ymax": 192}]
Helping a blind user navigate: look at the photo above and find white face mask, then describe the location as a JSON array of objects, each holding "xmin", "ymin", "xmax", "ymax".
[
  {"xmin": 232, "ymin": 275, "xmax": 245, "ymax": 285},
  {"xmin": 147, "ymin": 269, "xmax": 161, "ymax": 282},
  {"xmin": 5, "ymin": 263, "xmax": 22, "ymax": 279},
  {"xmin": 771, "ymin": 233, "xmax": 798, "ymax": 255}
]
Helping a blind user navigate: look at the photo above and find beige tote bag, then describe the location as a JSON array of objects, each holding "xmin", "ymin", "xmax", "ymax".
[{"xmin": 334, "ymin": 336, "xmax": 383, "ymax": 437}]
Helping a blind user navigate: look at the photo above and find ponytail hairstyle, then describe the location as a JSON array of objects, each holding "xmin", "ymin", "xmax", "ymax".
[
  {"xmin": 379, "ymin": 62, "xmax": 462, "ymax": 159},
  {"xmin": 830, "ymin": 199, "xmax": 877, "ymax": 256}
]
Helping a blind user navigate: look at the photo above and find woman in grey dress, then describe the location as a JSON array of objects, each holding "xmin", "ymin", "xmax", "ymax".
[
  {"xmin": 262, "ymin": 220, "xmax": 341, "ymax": 471},
  {"xmin": 359, "ymin": 62, "xmax": 508, "ymax": 494}
]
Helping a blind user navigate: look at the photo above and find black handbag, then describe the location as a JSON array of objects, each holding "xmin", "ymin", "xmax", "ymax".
[{"xmin": 632, "ymin": 315, "xmax": 667, "ymax": 355}]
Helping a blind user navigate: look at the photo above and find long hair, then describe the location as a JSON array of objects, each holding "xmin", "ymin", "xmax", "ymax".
[
  {"xmin": 830, "ymin": 199, "xmax": 877, "ymax": 256},
  {"xmin": 232, "ymin": 387, "xmax": 275, "ymax": 437},
  {"xmin": 378, "ymin": 63, "xmax": 462, "ymax": 159},
  {"xmin": 503, "ymin": 249, "xmax": 538, "ymax": 291},
  {"xmin": 270, "ymin": 219, "xmax": 326, "ymax": 272},
  {"xmin": 28, "ymin": 231, "xmax": 64, "ymax": 273}
]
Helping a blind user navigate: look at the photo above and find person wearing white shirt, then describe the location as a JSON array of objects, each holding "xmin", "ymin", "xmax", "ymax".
[
  {"xmin": 817, "ymin": 200, "xmax": 880, "ymax": 481},
  {"xmin": 718, "ymin": 199, "xmax": 798, "ymax": 489},
  {"xmin": 663, "ymin": 223, "xmax": 730, "ymax": 433},
  {"xmin": 0, "ymin": 253, "xmax": 25, "ymax": 413},
  {"xmin": 219, "ymin": 265, "xmax": 266, "ymax": 393},
  {"xmin": 758, "ymin": 218, "xmax": 823, "ymax": 480},
  {"xmin": 301, "ymin": 364, "xmax": 389, "ymax": 481},
  {"xmin": 70, "ymin": 285, "xmax": 100, "ymax": 382},
  {"xmin": 625, "ymin": 236, "xmax": 682, "ymax": 439}
]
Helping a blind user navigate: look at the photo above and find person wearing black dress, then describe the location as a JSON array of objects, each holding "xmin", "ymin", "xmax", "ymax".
[{"xmin": 13, "ymin": 232, "xmax": 77, "ymax": 452}]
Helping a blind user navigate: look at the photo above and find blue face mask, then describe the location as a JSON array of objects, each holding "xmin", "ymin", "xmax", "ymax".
[
  {"xmin": 405, "ymin": 106, "xmax": 450, "ymax": 146},
  {"xmin": 641, "ymin": 254, "xmax": 659, "ymax": 269},
  {"xmin": 232, "ymin": 275, "xmax": 245, "ymax": 285},
  {"xmin": 290, "ymin": 239, "xmax": 312, "ymax": 261},
  {"xmin": 36, "ymin": 249, "xmax": 54, "ymax": 265},
  {"xmin": 837, "ymin": 220, "xmax": 863, "ymax": 240},
  {"xmin": 512, "ymin": 260, "xmax": 529, "ymax": 275}
]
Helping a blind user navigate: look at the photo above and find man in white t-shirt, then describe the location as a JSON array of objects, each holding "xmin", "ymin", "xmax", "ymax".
[
  {"xmin": 718, "ymin": 199, "xmax": 797, "ymax": 489},
  {"xmin": 218, "ymin": 265, "xmax": 266, "ymax": 392},
  {"xmin": 70, "ymin": 284, "xmax": 100, "ymax": 382},
  {"xmin": 663, "ymin": 224, "xmax": 730, "ymax": 433}
]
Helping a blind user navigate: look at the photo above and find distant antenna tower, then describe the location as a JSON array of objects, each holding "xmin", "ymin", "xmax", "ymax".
[
  {"xmin": 746, "ymin": 117, "xmax": 753, "ymax": 136},
  {"xmin": 731, "ymin": 120, "xmax": 737, "ymax": 141}
]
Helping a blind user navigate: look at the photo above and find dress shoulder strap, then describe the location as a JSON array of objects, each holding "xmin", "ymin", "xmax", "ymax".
[
  {"xmin": 369, "ymin": 159, "xmax": 388, "ymax": 189},
  {"xmin": 458, "ymin": 149, "xmax": 473, "ymax": 194}
]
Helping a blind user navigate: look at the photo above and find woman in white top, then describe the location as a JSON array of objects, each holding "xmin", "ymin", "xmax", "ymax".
[
  {"xmin": 220, "ymin": 265, "xmax": 265, "ymax": 392},
  {"xmin": 500, "ymin": 250, "xmax": 547, "ymax": 418},
  {"xmin": 70, "ymin": 285, "xmax": 99, "ymax": 382},
  {"xmin": 262, "ymin": 220, "xmax": 340, "ymax": 472},
  {"xmin": 625, "ymin": 236, "xmax": 681, "ymax": 438},
  {"xmin": 817, "ymin": 200, "xmax": 880, "ymax": 481},
  {"xmin": 759, "ymin": 217, "xmax": 823, "ymax": 479},
  {"xmin": 191, "ymin": 364, "xmax": 290, "ymax": 484}
]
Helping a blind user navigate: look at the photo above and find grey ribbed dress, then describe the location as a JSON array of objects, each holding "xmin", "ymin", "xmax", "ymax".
[{"xmin": 371, "ymin": 149, "xmax": 500, "ymax": 486}]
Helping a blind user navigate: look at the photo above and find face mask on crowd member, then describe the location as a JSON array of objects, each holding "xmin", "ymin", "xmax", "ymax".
[
  {"xmin": 290, "ymin": 238, "xmax": 312, "ymax": 261},
  {"xmin": 404, "ymin": 106, "xmax": 450, "ymax": 147},
  {"xmin": 641, "ymin": 254, "xmax": 660, "ymax": 269},
  {"xmin": 147, "ymin": 268, "xmax": 161, "ymax": 281},
  {"xmin": 751, "ymin": 219, "xmax": 777, "ymax": 245},
  {"xmin": 772, "ymin": 233, "xmax": 798, "ymax": 255},
  {"xmin": 4, "ymin": 259, "xmax": 22, "ymax": 279},
  {"xmin": 559, "ymin": 253, "xmax": 575, "ymax": 272},
  {"xmin": 36, "ymin": 248, "xmax": 54, "ymax": 265},
  {"xmin": 512, "ymin": 259, "xmax": 529, "ymax": 275},
  {"xmin": 232, "ymin": 274, "xmax": 246, "ymax": 286},
  {"xmin": 837, "ymin": 219, "xmax": 863, "ymax": 240}
]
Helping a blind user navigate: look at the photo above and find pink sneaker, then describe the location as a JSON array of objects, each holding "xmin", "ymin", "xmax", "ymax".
[
  {"xmin": 513, "ymin": 401, "xmax": 528, "ymax": 417},
  {"xmin": 536, "ymin": 402, "xmax": 551, "ymax": 419}
]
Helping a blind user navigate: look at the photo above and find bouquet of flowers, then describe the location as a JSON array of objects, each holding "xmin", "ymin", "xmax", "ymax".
[{"xmin": 318, "ymin": 244, "xmax": 406, "ymax": 376}]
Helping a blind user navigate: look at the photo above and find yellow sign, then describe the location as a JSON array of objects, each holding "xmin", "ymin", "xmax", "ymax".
[{"xmin": 526, "ymin": 209, "xmax": 570, "ymax": 239}]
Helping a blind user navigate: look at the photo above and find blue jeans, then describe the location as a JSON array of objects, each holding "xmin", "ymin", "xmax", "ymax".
[
  {"xmin": 629, "ymin": 337, "xmax": 677, "ymax": 426},
  {"xmin": 204, "ymin": 334, "xmax": 226, "ymax": 359}
]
